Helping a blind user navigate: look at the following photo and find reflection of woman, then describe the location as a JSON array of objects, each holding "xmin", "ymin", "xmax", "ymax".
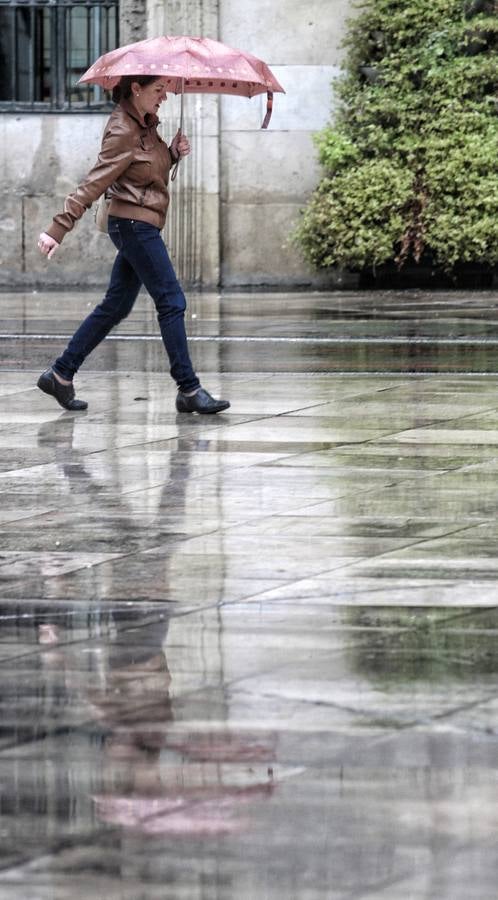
[
  {"xmin": 36, "ymin": 74, "xmax": 229, "ymax": 416},
  {"xmin": 89, "ymin": 615, "xmax": 173, "ymax": 759}
]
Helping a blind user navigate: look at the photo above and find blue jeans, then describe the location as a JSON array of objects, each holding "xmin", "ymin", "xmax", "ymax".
[{"xmin": 53, "ymin": 216, "xmax": 201, "ymax": 393}]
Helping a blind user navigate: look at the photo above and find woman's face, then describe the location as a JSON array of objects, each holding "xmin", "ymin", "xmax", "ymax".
[{"xmin": 131, "ymin": 79, "xmax": 168, "ymax": 116}]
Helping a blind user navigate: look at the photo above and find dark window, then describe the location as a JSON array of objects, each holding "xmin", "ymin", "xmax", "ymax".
[{"xmin": 0, "ymin": 0, "xmax": 119, "ymax": 111}]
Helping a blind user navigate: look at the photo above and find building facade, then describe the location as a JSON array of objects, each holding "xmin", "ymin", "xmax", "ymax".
[{"xmin": 0, "ymin": 0, "xmax": 351, "ymax": 288}]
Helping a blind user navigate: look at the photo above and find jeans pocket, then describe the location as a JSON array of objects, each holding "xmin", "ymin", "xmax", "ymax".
[
  {"xmin": 108, "ymin": 225, "xmax": 123, "ymax": 251},
  {"xmin": 131, "ymin": 220, "xmax": 158, "ymax": 237}
]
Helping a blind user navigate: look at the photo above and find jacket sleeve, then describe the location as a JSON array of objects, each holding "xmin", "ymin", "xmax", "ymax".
[{"xmin": 45, "ymin": 122, "xmax": 135, "ymax": 244}]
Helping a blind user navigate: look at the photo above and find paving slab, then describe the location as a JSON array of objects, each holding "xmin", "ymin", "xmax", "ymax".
[{"xmin": 0, "ymin": 289, "xmax": 498, "ymax": 898}]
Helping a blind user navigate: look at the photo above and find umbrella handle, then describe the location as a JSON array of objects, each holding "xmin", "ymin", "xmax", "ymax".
[
  {"xmin": 171, "ymin": 79, "xmax": 184, "ymax": 182},
  {"xmin": 261, "ymin": 92, "xmax": 273, "ymax": 129},
  {"xmin": 170, "ymin": 127, "xmax": 181, "ymax": 182}
]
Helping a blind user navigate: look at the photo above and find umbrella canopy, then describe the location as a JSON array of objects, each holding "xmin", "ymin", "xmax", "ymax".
[{"xmin": 78, "ymin": 35, "xmax": 285, "ymax": 128}]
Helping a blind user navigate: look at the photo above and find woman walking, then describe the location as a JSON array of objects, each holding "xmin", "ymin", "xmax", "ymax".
[{"xmin": 37, "ymin": 75, "xmax": 229, "ymax": 415}]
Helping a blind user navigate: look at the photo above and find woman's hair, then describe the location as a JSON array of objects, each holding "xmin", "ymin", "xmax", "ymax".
[{"xmin": 112, "ymin": 75, "xmax": 159, "ymax": 104}]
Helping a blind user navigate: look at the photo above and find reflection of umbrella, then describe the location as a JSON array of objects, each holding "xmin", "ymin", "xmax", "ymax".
[
  {"xmin": 78, "ymin": 35, "xmax": 285, "ymax": 130},
  {"xmin": 93, "ymin": 783, "xmax": 274, "ymax": 835}
]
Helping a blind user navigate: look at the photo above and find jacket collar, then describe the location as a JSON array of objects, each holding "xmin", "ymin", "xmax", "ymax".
[{"xmin": 120, "ymin": 98, "xmax": 159, "ymax": 129}]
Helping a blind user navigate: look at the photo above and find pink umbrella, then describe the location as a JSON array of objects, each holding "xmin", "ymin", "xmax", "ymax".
[{"xmin": 78, "ymin": 35, "xmax": 285, "ymax": 130}]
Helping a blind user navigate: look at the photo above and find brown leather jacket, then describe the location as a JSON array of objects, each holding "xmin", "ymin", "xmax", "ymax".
[{"xmin": 47, "ymin": 99, "xmax": 176, "ymax": 244}]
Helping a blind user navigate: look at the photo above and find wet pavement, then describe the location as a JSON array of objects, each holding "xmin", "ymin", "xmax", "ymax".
[{"xmin": 1, "ymin": 289, "xmax": 498, "ymax": 897}]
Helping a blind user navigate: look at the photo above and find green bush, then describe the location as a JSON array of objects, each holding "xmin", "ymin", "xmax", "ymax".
[{"xmin": 296, "ymin": 0, "xmax": 498, "ymax": 272}]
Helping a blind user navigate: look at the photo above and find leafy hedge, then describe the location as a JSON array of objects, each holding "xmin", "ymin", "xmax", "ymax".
[{"xmin": 296, "ymin": 0, "xmax": 498, "ymax": 273}]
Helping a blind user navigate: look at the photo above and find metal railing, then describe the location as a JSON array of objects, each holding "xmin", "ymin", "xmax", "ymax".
[{"xmin": 0, "ymin": 0, "xmax": 118, "ymax": 111}]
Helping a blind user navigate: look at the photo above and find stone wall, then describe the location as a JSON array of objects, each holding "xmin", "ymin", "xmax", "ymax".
[
  {"xmin": 219, "ymin": 0, "xmax": 351, "ymax": 287},
  {"xmin": 0, "ymin": 114, "xmax": 117, "ymax": 288},
  {"xmin": 0, "ymin": 0, "xmax": 352, "ymax": 288}
]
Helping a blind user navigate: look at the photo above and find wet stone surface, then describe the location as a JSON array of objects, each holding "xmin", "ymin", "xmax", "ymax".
[{"xmin": 0, "ymin": 290, "xmax": 498, "ymax": 897}]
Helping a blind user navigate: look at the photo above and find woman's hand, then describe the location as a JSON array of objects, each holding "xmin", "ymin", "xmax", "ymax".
[
  {"xmin": 170, "ymin": 129, "xmax": 191, "ymax": 160},
  {"xmin": 38, "ymin": 232, "xmax": 59, "ymax": 259}
]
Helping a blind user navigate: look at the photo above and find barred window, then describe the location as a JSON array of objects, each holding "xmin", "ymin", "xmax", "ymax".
[{"xmin": 0, "ymin": 0, "xmax": 119, "ymax": 111}]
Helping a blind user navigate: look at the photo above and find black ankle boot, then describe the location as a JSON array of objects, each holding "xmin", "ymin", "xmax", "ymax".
[
  {"xmin": 37, "ymin": 369, "xmax": 88, "ymax": 411},
  {"xmin": 176, "ymin": 387, "xmax": 230, "ymax": 414}
]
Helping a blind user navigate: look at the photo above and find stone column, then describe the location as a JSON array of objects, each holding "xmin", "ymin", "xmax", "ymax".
[
  {"xmin": 120, "ymin": 0, "xmax": 148, "ymax": 45},
  {"xmin": 147, "ymin": 0, "xmax": 221, "ymax": 287}
]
